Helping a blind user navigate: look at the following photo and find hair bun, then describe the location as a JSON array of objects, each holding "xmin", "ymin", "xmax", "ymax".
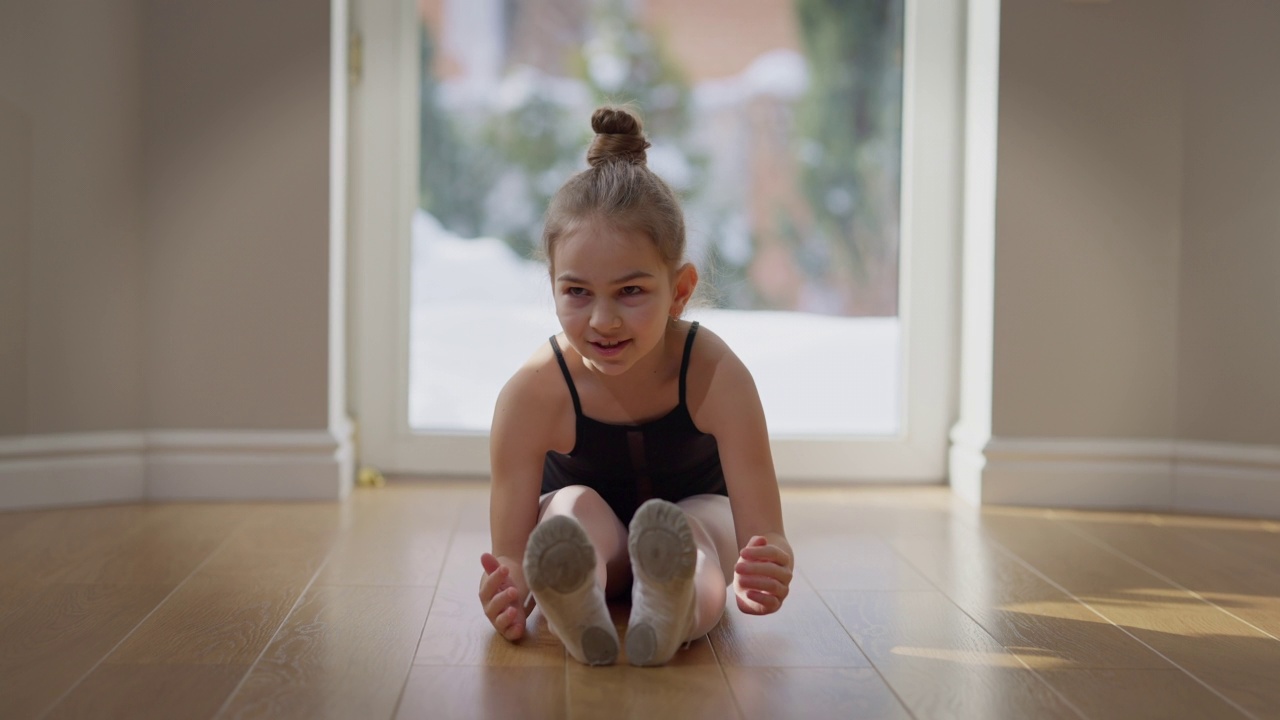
[{"xmin": 587, "ymin": 106, "xmax": 651, "ymax": 168}]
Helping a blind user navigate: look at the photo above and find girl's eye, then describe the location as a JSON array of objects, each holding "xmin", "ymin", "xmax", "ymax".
[
  {"xmin": 565, "ymin": 287, "xmax": 588, "ymax": 297},
  {"xmin": 620, "ymin": 286, "xmax": 644, "ymax": 296}
]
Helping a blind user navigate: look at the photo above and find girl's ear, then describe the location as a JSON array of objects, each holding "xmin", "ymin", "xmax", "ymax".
[{"xmin": 669, "ymin": 262, "xmax": 699, "ymax": 317}]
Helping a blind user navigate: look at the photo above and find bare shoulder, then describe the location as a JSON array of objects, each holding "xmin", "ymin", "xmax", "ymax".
[
  {"xmin": 683, "ymin": 324, "xmax": 762, "ymax": 435},
  {"xmin": 492, "ymin": 339, "xmax": 575, "ymax": 456}
]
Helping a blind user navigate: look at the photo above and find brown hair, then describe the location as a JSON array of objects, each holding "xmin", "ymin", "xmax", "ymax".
[{"xmin": 541, "ymin": 106, "xmax": 687, "ymax": 271}]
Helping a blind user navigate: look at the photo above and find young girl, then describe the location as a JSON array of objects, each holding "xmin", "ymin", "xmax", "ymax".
[{"xmin": 478, "ymin": 106, "xmax": 794, "ymax": 667}]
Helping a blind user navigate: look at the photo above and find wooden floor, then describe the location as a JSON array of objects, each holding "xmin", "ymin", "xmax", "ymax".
[{"xmin": 1, "ymin": 483, "xmax": 1279, "ymax": 720}]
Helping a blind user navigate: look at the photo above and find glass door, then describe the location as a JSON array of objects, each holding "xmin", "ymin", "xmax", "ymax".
[{"xmin": 352, "ymin": 0, "xmax": 961, "ymax": 481}]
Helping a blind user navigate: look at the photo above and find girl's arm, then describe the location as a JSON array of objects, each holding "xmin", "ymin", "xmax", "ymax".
[
  {"xmin": 482, "ymin": 367, "xmax": 560, "ymax": 639},
  {"xmin": 695, "ymin": 341, "xmax": 794, "ymax": 615}
]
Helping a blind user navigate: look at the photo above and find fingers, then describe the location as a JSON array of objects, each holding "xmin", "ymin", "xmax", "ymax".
[
  {"xmin": 478, "ymin": 562, "xmax": 513, "ymax": 603},
  {"xmin": 734, "ymin": 553, "xmax": 793, "ymax": 602},
  {"xmin": 736, "ymin": 588, "xmax": 783, "ymax": 615},
  {"xmin": 493, "ymin": 604, "xmax": 526, "ymax": 641},
  {"xmin": 484, "ymin": 585, "xmax": 520, "ymax": 619},
  {"xmin": 734, "ymin": 569, "xmax": 790, "ymax": 607},
  {"xmin": 734, "ymin": 572, "xmax": 790, "ymax": 598},
  {"xmin": 483, "ymin": 581, "xmax": 528, "ymax": 640},
  {"xmin": 734, "ymin": 539, "xmax": 793, "ymax": 617},
  {"xmin": 739, "ymin": 541, "xmax": 791, "ymax": 567},
  {"xmin": 735, "ymin": 559, "xmax": 793, "ymax": 585},
  {"xmin": 478, "ymin": 554, "xmax": 529, "ymax": 641}
]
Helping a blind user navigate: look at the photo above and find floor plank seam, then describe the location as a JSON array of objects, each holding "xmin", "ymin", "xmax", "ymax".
[
  {"xmin": 386, "ymin": 489, "xmax": 486, "ymax": 717},
  {"xmin": 979, "ymin": 528, "xmax": 1261, "ymax": 720},
  {"xmin": 34, "ymin": 512, "xmax": 255, "ymax": 720},
  {"xmin": 1167, "ymin": 521, "xmax": 1280, "ymax": 571},
  {"xmin": 704, "ymin": 624, "xmax": 746, "ymax": 720},
  {"xmin": 995, "ymin": 640, "xmax": 1091, "ymax": 720},
  {"xmin": 878, "ymin": 538, "xmax": 1096, "ymax": 718},
  {"xmin": 562, "ymin": 638, "xmax": 570, "ymax": 720},
  {"xmin": 1055, "ymin": 517, "xmax": 1280, "ymax": 643},
  {"xmin": 384, "ymin": 588, "xmax": 437, "ymax": 720},
  {"xmin": 387, "ymin": 508, "xmax": 464, "ymax": 720},
  {"xmin": 210, "ymin": 526, "xmax": 344, "ymax": 720},
  {"xmin": 801, "ymin": 568, "xmax": 922, "ymax": 720}
]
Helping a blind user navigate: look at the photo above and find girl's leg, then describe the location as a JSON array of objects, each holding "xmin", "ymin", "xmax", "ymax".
[
  {"xmin": 526, "ymin": 486, "xmax": 627, "ymax": 665},
  {"xmin": 537, "ymin": 485, "xmax": 631, "ymax": 595},
  {"xmin": 625, "ymin": 494, "xmax": 736, "ymax": 665},
  {"xmin": 675, "ymin": 494, "xmax": 736, "ymax": 640}
]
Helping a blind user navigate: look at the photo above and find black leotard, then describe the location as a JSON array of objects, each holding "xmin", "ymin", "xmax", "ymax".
[{"xmin": 541, "ymin": 322, "xmax": 728, "ymax": 524}]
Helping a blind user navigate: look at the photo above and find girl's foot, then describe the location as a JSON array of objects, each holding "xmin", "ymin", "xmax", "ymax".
[
  {"xmin": 626, "ymin": 499, "xmax": 698, "ymax": 666},
  {"xmin": 523, "ymin": 515, "xmax": 619, "ymax": 665}
]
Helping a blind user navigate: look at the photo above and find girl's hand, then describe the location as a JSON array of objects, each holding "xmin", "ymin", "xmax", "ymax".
[
  {"xmin": 733, "ymin": 536, "xmax": 793, "ymax": 615},
  {"xmin": 479, "ymin": 553, "xmax": 527, "ymax": 641}
]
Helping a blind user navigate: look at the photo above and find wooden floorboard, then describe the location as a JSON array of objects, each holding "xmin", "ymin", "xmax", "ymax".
[
  {"xmin": 1037, "ymin": 668, "xmax": 1249, "ymax": 720},
  {"xmin": 47, "ymin": 664, "xmax": 247, "ymax": 720},
  {"xmin": 564, "ymin": 661, "xmax": 740, "ymax": 720},
  {"xmin": 978, "ymin": 509, "xmax": 1280, "ymax": 718},
  {"xmin": 823, "ymin": 589, "xmax": 1084, "ymax": 719},
  {"xmin": 1059, "ymin": 512, "xmax": 1280, "ymax": 637},
  {"xmin": 218, "ymin": 585, "xmax": 436, "ymax": 720},
  {"xmin": 886, "ymin": 521, "xmax": 1177, "ymax": 670},
  {"xmin": 51, "ymin": 504, "xmax": 246, "ymax": 585},
  {"xmin": 709, "ymin": 576, "xmax": 873, "ymax": 668},
  {"xmin": 724, "ymin": 667, "xmax": 913, "ymax": 720},
  {"xmin": 0, "ymin": 482, "xmax": 1274, "ymax": 719},
  {"xmin": 0, "ymin": 583, "xmax": 177, "ymax": 719},
  {"xmin": 412, "ymin": 530, "xmax": 565, "ymax": 667},
  {"xmin": 0, "ymin": 505, "xmax": 154, "ymax": 586},
  {"xmin": 396, "ymin": 666, "xmax": 567, "ymax": 720}
]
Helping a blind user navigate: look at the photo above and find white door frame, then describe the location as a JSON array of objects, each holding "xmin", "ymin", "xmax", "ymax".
[{"xmin": 349, "ymin": 0, "xmax": 963, "ymax": 482}]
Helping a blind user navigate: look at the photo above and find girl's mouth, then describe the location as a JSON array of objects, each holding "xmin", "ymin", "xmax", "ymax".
[{"xmin": 591, "ymin": 339, "xmax": 630, "ymax": 356}]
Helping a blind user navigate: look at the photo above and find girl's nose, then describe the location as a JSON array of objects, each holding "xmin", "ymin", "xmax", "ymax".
[{"xmin": 590, "ymin": 302, "xmax": 621, "ymax": 330}]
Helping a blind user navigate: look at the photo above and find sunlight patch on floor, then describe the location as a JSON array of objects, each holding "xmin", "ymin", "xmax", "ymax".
[{"xmin": 889, "ymin": 645, "xmax": 1075, "ymax": 670}]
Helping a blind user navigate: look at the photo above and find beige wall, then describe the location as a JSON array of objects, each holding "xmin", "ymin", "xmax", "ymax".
[
  {"xmin": 1177, "ymin": 1, "xmax": 1280, "ymax": 446},
  {"xmin": 0, "ymin": 0, "xmax": 332, "ymax": 437},
  {"xmin": 991, "ymin": 0, "xmax": 1279, "ymax": 447},
  {"xmin": 992, "ymin": 0, "xmax": 1184, "ymax": 439},
  {"xmin": 0, "ymin": 97, "xmax": 31, "ymax": 434},
  {"xmin": 141, "ymin": 0, "xmax": 331, "ymax": 430},
  {"xmin": 0, "ymin": 0, "xmax": 144, "ymax": 435}
]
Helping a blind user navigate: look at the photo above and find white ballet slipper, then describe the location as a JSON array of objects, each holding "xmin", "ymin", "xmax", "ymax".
[
  {"xmin": 523, "ymin": 515, "xmax": 619, "ymax": 666},
  {"xmin": 626, "ymin": 499, "xmax": 698, "ymax": 666}
]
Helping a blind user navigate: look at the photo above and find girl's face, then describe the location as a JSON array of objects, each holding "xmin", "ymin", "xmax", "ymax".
[{"xmin": 551, "ymin": 218, "xmax": 694, "ymax": 377}]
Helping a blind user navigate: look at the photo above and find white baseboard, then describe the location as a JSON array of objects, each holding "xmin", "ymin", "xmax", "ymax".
[
  {"xmin": 947, "ymin": 437, "xmax": 986, "ymax": 508},
  {"xmin": 949, "ymin": 431, "xmax": 1280, "ymax": 518},
  {"xmin": 0, "ymin": 433, "xmax": 148, "ymax": 510},
  {"xmin": 1174, "ymin": 442, "xmax": 1280, "ymax": 518},
  {"xmin": 146, "ymin": 427, "xmax": 355, "ymax": 502},
  {"xmin": 0, "ymin": 424, "xmax": 354, "ymax": 510},
  {"xmin": 981, "ymin": 437, "xmax": 1177, "ymax": 510}
]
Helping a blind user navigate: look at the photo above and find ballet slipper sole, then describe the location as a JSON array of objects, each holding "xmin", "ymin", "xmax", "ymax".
[
  {"xmin": 626, "ymin": 499, "xmax": 697, "ymax": 666},
  {"xmin": 524, "ymin": 515, "xmax": 619, "ymax": 666}
]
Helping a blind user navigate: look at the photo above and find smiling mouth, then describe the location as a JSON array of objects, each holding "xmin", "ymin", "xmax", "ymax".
[{"xmin": 591, "ymin": 339, "xmax": 630, "ymax": 350}]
